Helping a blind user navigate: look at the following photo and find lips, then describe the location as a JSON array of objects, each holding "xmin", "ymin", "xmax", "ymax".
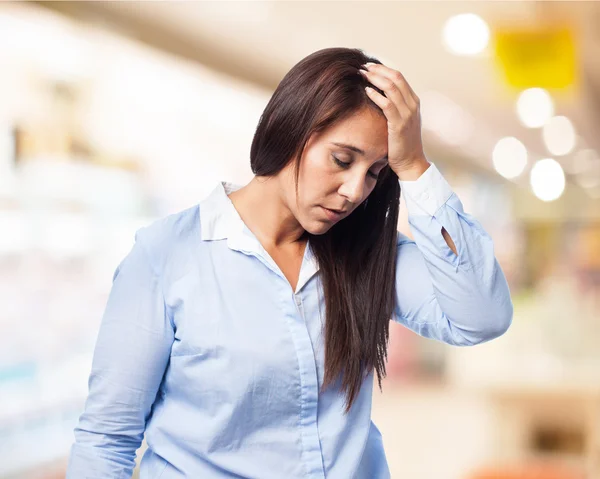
[
  {"xmin": 324, "ymin": 207, "xmax": 346, "ymax": 214},
  {"xmin": 320, "ymin": 206, "xmax": 347, "ymax": 221}
]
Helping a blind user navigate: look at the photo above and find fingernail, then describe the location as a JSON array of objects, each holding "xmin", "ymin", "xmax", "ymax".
[
  {"xmin": 358, "ymin": 69, "xmax": 368, "ymax": 75},
  {"xmin": 364, "ymin": 62, "xmax": 376, "ymax": 68}
]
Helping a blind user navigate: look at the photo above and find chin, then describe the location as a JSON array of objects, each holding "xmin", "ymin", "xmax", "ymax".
[{"xmin": 302, "ymin": 220, "xmax": 334, "ymax": 235}]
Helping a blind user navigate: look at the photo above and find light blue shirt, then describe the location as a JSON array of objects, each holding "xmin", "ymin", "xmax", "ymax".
[{"xmin": 66, "ymin": 163, "xmax": 513, "ymax": 479}]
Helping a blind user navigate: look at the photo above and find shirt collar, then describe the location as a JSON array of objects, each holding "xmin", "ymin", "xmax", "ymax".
[
  {"xmin": 199, "ymin": 181, "xmax": 245, "ymax": 241},
  {"xmin": 198, "ymin": 181, "xmax": 320, "ymax": 292}
]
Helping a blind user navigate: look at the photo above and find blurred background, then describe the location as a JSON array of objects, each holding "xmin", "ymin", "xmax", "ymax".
[{"xmin": 1, "ymin": 1, "xmax": 599, "ymax": 478}]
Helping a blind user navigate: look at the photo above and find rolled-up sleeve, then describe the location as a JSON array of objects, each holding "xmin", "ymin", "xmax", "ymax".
[
  {"xmin": 66, "ymin": 229, "xmax": 175, "ymax": 478},
  {"xmin": 393, "ymin": 162, "xmax": 513, "ymax": 346}
]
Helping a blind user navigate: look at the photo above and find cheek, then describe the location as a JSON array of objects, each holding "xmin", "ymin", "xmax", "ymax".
[
  {"xmin": 302, "ymin": 152, "xmax": 332, "ymax": 179},
  {"xmin": 298, "ymin": 156, "xmax": 334, "ymax": 198}
]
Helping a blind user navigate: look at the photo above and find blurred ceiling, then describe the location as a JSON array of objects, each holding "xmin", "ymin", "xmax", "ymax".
[{"xmin": 35, "ymin": 1, "xmax": 600, "ymax": 199}]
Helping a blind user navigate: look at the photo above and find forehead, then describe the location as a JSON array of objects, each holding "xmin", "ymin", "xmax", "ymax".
[{"xmin": 321, "ymin": 108, "xmax": 388, "ymax": 156}]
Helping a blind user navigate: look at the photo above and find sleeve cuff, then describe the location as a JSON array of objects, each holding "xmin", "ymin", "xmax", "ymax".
[{"xmin": 398, "ymin": 162, "xmax": 454, "ymax": 216}]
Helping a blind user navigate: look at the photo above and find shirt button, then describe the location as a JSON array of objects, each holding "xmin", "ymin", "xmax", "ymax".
[{"xmin": 422, "ymin": 192, "xmax": 430, "ymax": 200}]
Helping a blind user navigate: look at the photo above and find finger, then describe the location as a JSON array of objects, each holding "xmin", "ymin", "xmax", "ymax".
[
  {"xmin": 366, "ymin": 63, "xmax": 419, "ymax": 106},
  {"xmin": 363, "ymin": 85, "xmax": 403, "ymax": 127},
  {"xmin": 364, "ymin": 63, "xmax": 419, "ymax": 111},
  {"xmin": 359, "ymin": 69, "xmax": 407, "ymax": 121}
]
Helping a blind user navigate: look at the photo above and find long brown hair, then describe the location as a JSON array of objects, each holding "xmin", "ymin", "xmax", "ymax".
[{"xmin": 250, "ymin": 47, "xmax": 400, "ymax": 412}]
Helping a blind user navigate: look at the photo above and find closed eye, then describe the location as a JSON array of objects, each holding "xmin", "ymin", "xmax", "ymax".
[
  {"xmin": 332, "ymin": 155, "xmax": 379, "ymax": 180},
  {"xmin": 332, "ymin": 155, "xmax": 350, "ymax": 168}
]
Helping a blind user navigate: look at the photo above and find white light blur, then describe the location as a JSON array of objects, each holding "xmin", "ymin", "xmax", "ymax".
[
  {"xmin": 0, "ymin": 10, "xmax": 92, "ymax": 82},
  {"xmin": 0, "ymin": 211, "xmax": 31, "ymax": 254},
  {"xmin": 569, "ymin": 148, "xmax": 595, "ymax": 174},
  {"xmin": 492, "ymin": 137, "xmax": 528, "ymax": 179},
  {"xmin": 0, "ymin": 121, "xmax": 16, "ymax": 196},
  {"xmin": 38, "ymin": 212, "xmax": 96, "ymax": 259},
  {"xmin": 543, "ymin": 116, "xmax": 576, "ymax": 156},
  {"xmin": 576, "ymin": 175, "xmax": 600, "ymax": 190},
  {"xmin": 530, "ymin": 158, "xmax": 566, "ymax": 202},
  {"xmin": 420, "ymin": 90, "xmax": 474, "ymax": 146},
  {"xmin": 572, "ymin": 149, "xmax": 600, "ymax": 189},
  {"xmin": 516, "ymin": 88, "xmax": 554, "ymax": 128},
  {"xmin": 442, "ymin": 13, "xmax": 490, "ymax": 56},
  {"xmin": 18, "ymin": 159, "xmax": 144, "ymax": 217}
]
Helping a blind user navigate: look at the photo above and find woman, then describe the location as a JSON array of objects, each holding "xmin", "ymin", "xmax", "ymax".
[{"xmin": 66, "ymin": 47, "xmax": 513, "ymax": 479}]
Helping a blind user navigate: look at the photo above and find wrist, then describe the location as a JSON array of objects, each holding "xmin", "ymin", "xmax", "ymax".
[{"xmin": 393, "ymin": 156, "xmax": 431, "ymax": 181}]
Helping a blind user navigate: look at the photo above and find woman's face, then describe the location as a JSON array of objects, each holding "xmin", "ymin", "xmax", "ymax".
[{"xmin": 280, "ymin": 106, "xmax": 389, "ymax": 235}]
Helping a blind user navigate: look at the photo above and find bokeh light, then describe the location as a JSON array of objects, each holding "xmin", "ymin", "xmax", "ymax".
[
  {"xmin": 442, "ymin": 13, "xmax": 490, "ymax": 56},
  {"xmin": 492, "ymin": 136, "xmax": 528, "ymax": 179},
  {"xmin": 530, "ymin": 158, "xmax": 566, "ymax": 202},
  {"xmin": 516, "ymin": 88, "xmax": 554, "ymax": 128},
  {"xmin": 543, "ymin": 116, "xmax": 576, "ymax": 156}
]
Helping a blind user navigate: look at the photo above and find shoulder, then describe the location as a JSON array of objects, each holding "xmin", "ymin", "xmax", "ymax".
[
  {"xmin": 396, "ymin": 231, "xmax": 415, "ymax": 247},
  {"xmin": 134, "ymin": 204, "xmax": 202, "ymax": 275}
]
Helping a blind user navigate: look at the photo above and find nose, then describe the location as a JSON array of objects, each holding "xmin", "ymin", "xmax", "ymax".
[{"xmin": 338, "ymin": 173, "xmax": 366, "ymax": 205}]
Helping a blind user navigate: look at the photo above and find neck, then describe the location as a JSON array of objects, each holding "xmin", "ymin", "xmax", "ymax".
[{"xmin": 228, "ymin": 176, "xmax": 306, "ymax": 248}]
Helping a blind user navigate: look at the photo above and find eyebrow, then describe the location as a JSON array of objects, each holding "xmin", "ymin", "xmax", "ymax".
[{"xmin": 331, "ymin": 142, "xmax": 388, "ymax": 162}]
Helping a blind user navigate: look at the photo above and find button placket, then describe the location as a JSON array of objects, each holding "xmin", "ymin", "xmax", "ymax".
[{"xmin": 284, "ymin": 290, "xmax": 326, "ymax": 478}]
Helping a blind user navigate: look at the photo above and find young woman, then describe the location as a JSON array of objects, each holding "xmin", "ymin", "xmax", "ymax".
[{"xmin": 66, "ymin": 47, "xmax": 513, "ymax": 479}]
